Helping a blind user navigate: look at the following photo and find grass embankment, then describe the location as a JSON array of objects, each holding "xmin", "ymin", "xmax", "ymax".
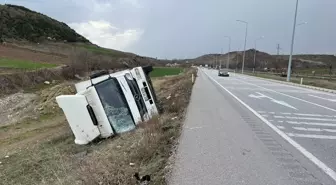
[
  {"xmin": 0, "ymin": 58, "xmax": 57, "ymax": 70},
  {"xmin": 79, "ymin": 45, "xmax": 129, "ymax": 57},
  {"xmin": 247, "ymin": 72, "xmax": 336, "ymax": 90},
  {"xmin": 150, "ymin": 67, "xmax": 184, "ymax": 77},
  {"xmin": 0, "ymin": 68, "xmax": 197, "ymax": 185}
]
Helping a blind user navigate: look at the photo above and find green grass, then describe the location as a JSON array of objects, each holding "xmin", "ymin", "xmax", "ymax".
[
  {"xmin": 150, "ymin": 67, "xmax": 183, "ymax": 77},
  {"xmin": 295, "ymin": 68, "xmax": 334, "ymax": 75},
  {"xmin": 79, "ymin": 45, "xmax": 128, "ymax": 57},
  {"xmin": 0, "ymin": 58, "xmax": 57, "ymax": 69}
]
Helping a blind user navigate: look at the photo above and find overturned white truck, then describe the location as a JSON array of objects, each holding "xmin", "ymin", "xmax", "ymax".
[{"xmin": 56, "ymin": 66, "xmax": 159, "ymax": 145}]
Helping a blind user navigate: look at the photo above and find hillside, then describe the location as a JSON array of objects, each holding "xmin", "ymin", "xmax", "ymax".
[
  {"xmin": 190, "ymin": 49, "xmax": 288, "ymax": 70},
  {"xmin": 0, "ymin": 4, "xmax": 164, "ymax": 75},
  {"xmin": 277, "ymin": 54, "xmax": 336, "ymax": 66},
  {"xmin": 0, "ymin": 4, "xmax": 89, "ymax": 43},
  {"xmin": 190, "ymin": 49, "xmax": 331, "ymax": 71}
]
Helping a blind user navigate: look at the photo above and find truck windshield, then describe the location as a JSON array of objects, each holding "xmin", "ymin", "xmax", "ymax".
[{"xmin": 94, "ymin": 78, "xmax": 135, "ymax": 133}]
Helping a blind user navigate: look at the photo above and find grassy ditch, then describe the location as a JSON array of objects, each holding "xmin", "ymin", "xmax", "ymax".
[{"xmin": 0, "ymin": 68, "xmax": 197, "ymax": 185}]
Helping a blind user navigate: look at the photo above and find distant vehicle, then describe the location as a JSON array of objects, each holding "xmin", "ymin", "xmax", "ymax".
[{"xmin": 218, "ymin": 69, "xmax": 229, "ymax": 77}]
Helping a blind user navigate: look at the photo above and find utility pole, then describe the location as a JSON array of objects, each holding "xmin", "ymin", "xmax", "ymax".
[
  {"xmin": 287, "ymin": 0, "xmax": 299, "ymax": 82},
  {"xmin": 220, "ymin": 48, "xmax": 223, "ymax": 69},
  {"xmin": 253, "ymin": 36, "xmax": 264, "ymax": 73},
  {"xmin": 224, "ymin": 36, "xmax": 231, "ymax": 70},
  {"xmin": 277, "ymin": 44, "xmax": 281, "ymax": 56},
  {"xmin": 236, "ymin": 48, "xmax": 240, "ymax": 71},
  {"xmin": 276, "ymin": 44, "xmax": 281, "ymax": 72},
  {"xmin": 236, "ymin": 20, "xmax": 248, "ymax": 74}
]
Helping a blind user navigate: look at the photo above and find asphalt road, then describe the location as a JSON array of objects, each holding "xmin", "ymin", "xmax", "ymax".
[{"xmin": 169, "ymin": 68, "xmax": 336, "ymax": 185}]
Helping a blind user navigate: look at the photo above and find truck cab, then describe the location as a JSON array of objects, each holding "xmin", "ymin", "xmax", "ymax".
[{"xmin": 56, "ymin": 66, "xmax": 159, "ymax": 145}]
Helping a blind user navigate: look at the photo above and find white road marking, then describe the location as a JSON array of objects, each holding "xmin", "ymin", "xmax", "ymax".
[
  {"xmin": 274, "ymin": 116, "xmax": 285, "ymax": 119},
  {"xmin": 287, "ymin": 133, "xmax": 336, "ymax": 140},
  {"xmin": 285, "ymin": 116, "xmax": 336, "ymax": 122},
  {"xmin": 202, "ymin": 70, "xmax": 336, "ymax": 182},
  {"xmin": 226, "ymin": 87, "xmax": 273, "ymax": 91},
  {"xmin": 249, "ymin": 92, "xmax": 298, "ymax": 110},
  {"xmin": 256, "ymin": 84, "xmax": 287, "ymax": 86},
  {"xmin": 235, "ymin": 78, "xmax": 336, "ymax": 113},
  {"xmin": 294, "ymin": 113, "xmax": 323, "ymax": 117},
  {"xmin": 258, "ymin": 111, "xmax": 266, "ymax": 113},
  {"xmin": 287, "ymin": 121, "xmax": 336, "ymax": 127},
  {"xmin": 185, "ymin": 126, "xmax": 203, "ymax": 130},
  {"xmin": 309, "ymin": 94, "xmax": 336, "ymax": 102},
  {"xmin": 261, "ymin": 115, "xmax": 268, "ymax": 117},
  {"xmin": 293, "ymin": 113, "xmax": 335, "ymax": 118},
  {"xmin": 276, "ymin": 126, "xmax": 285, "ymax": 130},
  {"xmin": 324, "ymin": 129, "xmax": 336, "ymax": 133},
  {"xmin": 279, "ymin": 113, "xmax": 335, "ymax": 118},
  {"xmin": 293, "ymin": 127, "xmax": 322, "ymax": 132},
  {"xmin": 280, "ymin": 112, "xmax": 292, "ymax": 115},
  {"xmin": 293, "ymin": 127, "xmax": 336, "ymax": 133}
]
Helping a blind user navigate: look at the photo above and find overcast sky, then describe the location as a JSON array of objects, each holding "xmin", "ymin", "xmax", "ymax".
[{"xmin": 2, "ymin": 0, "xmax": 336, "ymax": 59}]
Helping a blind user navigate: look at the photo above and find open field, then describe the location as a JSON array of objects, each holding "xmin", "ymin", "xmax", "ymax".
[
  {"xmin": 245, "ymin": 72, "xmax": 336, "ymax": 90},
  {"xmin": 0, "ymin": 68, "xmax": 197, "ymax": 185},
  {"xmin": 0, "ymin": 45, "xmax": 69, "ymax": 65},
  {"xmin": 150, "ymin": 67, "xmax": 184, "ymax": 77},
  {"xmin": 0, "ymin": 58, "xmax": 57, "ymax": 69},
  {"xmin": 294, "ymin": 67, "xmax": 335, "ymax": 76}
]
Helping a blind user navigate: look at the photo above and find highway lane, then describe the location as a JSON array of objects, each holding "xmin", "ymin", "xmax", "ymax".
[
  {"xmin": 202, "ymin": 68, "xmax": 336, "ymax": 183},
  {"xmin": 170, "ymin": 69, "xmax": 336, "ymax": 185}
]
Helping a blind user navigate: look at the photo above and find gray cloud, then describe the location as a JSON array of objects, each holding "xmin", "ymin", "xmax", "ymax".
[{"xmin": 1, "ymin": 0, "xmax": 336, "ymax": 58}]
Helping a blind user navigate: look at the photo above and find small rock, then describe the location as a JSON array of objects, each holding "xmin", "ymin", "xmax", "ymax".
[
  {"xmin": 5, "ymin": 155, "xmax": 9, "ymax": 158},
  {"xmin": 0, "ymin": 161, "xmax": 2, "ymax": 164},
  {"xmin": 44, "ymin": 81, "xmax": 50, "ymax": 85},
  {"xmin": 38, "ymin": 107, "xmax": 43, "ymax": 111},
  {"xmin": 75, "ymin": 74, "xmax": 84, "ymax": 80},
  {"xmin": 129, "ymin": 162, "xmax": 135, "ymax": 166},
  {"xmin": 74, "ymin": 151, "xmax": 88, "ymax": 158},
  {"xmin": 171, "ymin": 116, "xmax": 178, "ymax": 120},
  {"xmin": 166, "ymin": 95, "xmax": 171, "ymax": 100},
  {"xmin": 117, "ymin": 145, "xmax": 121, "ymax": 148}
]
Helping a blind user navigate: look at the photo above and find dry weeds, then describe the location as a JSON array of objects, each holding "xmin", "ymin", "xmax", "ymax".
[{"xmin": 0, "ymin": 68, "xmax": 197, "ymax": 185}]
